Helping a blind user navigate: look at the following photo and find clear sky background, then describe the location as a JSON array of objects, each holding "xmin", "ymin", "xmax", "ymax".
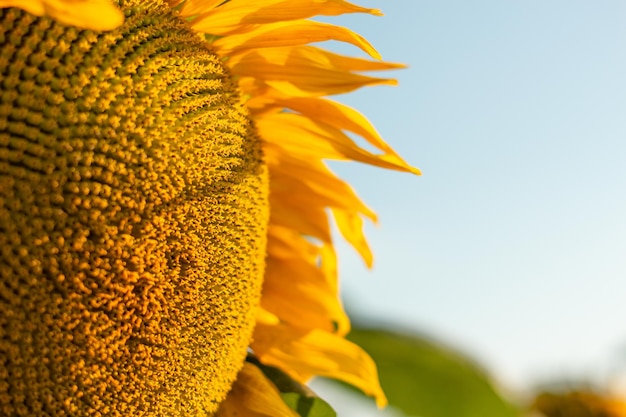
[{"xmin": 314, "ymin": 0, "xmax": 626, "ymax": 400}]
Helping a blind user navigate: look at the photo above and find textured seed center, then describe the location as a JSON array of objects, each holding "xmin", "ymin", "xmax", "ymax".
[{"xmin": 0, "ymin": 2, "xmax": 268, "ymax": 416}]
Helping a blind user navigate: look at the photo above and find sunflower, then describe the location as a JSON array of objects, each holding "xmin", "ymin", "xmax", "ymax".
[
  {"xmin": 0, "ymin": 0, "xmax": 419, "ymax": 415},
  {"xmin": 533, "ymin": 390, "xmax": 626, "ymax": 417}
]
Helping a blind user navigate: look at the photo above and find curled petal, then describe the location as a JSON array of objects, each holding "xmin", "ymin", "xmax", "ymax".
[{"xmin": 332, "ymin": 209, "xmax": 374, "ymax": 268}]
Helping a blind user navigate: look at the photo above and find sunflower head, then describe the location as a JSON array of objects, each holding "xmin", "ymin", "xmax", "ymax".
[
  {"xmin": 1, "ymin": 1, "xmax": 268, "ymax": 413},
  {"xmin": 533, "ymin": 390, "xmax": 626, "ymax": 417},
  {"xmin": 0, "ymin": 0, "xmax": 417, "ymax": 415}
]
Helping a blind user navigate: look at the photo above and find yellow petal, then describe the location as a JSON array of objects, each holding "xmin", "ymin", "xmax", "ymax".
[
  {"xmin": 332, "ymin": 209, "xmax": 374, "ymax": 268},
  {"xmin": 299, "ymin": 47, "xmax": 404, "ymax": 73},
  {"xmin": 213, "ymin": 19, "xmax": 381, "ymax": 59},
  {"xmin": 266, "ymin": 154, "xmax": 377, "ymax": 267},
  {"xmin": 178, "ymin": 0, "xmax": 222, "ymax": 18},
  {"xmin": 270, "ymin": 194, "xmax": 331, "ymax": 243},
  {"xmin": 228, "ymin": 45, "xmax": 403, "ymax": 73},
  {"xmin": 227, "ymin": 46, "xmax": 401, "ymax": 97},
  {"xmin": 252, "ymin": 323, "xmax": 387, "ymax": 408},
  {"xmin": 248, "ymin": 97, "xmax": 421, "ymax": 175},
  {"xmin": 262, "ymin": 254, "xmax": 349, "ymax": 334},
  {"xmin": 270, "ymin": 97, "xmax": 412, "ymax": 160},
  {"xmin": 1, "ymin": 0, "xmax": 124, "ymax": 30},
  {"xmin": 190, "ymin": 0, "xmax": 382, "ymax": 35},
  {"xmin": 257, "ymin": 306, "xmax": 281, "ymax": 326},
  {"xmin": 265, "ymin": 151, "xmax": 377, "ymax": 222},
  {"xmin": 257, "ymin": 113, "xmax": 418, "ymax": 173},
  {"xmin": 265, "ymin": 228, "xmax": 348, "ymax": 334},
  {"xmin": 318, "ymin": 243, "xmax": 339, "ymax": 295},
  {"xmin": 263, "ymin": 228, "xmax": 350, "ymax": 334},
  {"xmin": 217, "ymin": 362, "xmax": 299, "ymax": 417},
  {"xmin": 266, "ymin": 225, "xmax": 318, "ymax": 261}
]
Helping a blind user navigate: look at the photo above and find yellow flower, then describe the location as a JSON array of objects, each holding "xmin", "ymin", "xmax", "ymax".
[
  {"xmin": 0, "ymin": 0, "xmax": 419, "ymax": 415},
  {"xmin": 533, "ymin": 390, "xmax": 626, "ymax": 417}
]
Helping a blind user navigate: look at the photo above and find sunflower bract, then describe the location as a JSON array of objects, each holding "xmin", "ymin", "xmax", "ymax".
[{"xmin": 0, "ymin": 2, "xmax": 268, "ymax": 415}]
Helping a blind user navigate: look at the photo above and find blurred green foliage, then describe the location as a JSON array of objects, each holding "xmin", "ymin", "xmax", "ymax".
[
  {"xmin": 343, "ymin": 326, "xmax": 521, "ymax": 417},
  {"xmin": 282, "ymin": 393, "xmax": 337, "ymax": 417}
]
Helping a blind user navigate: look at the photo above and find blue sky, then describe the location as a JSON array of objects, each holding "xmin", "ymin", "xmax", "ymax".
[{"xmin": 317, "ymin": 0, "xmax": 626, "ymax": 392}]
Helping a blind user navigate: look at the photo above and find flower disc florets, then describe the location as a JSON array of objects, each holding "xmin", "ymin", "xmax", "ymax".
[{"xmin": 0, "ymin": 2, "xmax": 268, "ymax": 415}]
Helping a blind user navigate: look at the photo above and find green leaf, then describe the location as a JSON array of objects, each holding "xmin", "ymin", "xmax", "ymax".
[
  {"xmin": 281, "ymin": 392, "xmax": 337, "ymax": 417},
  {"xmin": 337, "ymin": 326, "xmax": 521, "ymax": 417},
  {"xmin": 246, "ymin": 355, "xmax": 337, "ymax": 417}
]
